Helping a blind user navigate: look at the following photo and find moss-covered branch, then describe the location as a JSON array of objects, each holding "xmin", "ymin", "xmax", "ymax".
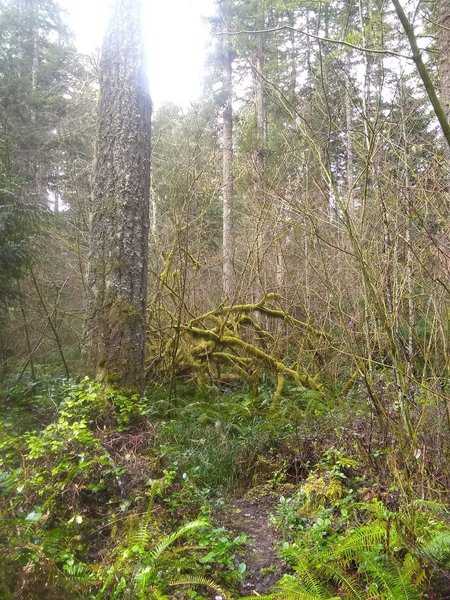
[
  {"xmin": 186, "ymin": 293, "xmax": 328, "ymax": 339},
  {"xmin": 183, "ymin": 325, "xmax": 321, "ymax": 390}
]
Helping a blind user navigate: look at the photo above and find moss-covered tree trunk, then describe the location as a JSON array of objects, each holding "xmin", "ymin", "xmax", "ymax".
[{"xmin": 82, "ymin": 0, "xmax": 151, "ymax": 390}]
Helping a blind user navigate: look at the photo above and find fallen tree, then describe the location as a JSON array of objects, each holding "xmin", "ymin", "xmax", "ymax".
[{"xmin": 146, "ymin": 292, "xmax": 327, "ymax": 404}]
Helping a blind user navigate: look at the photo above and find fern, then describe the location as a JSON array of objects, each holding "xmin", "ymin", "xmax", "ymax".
[
  {"xmin": 277, "ymin": 503, "xmax": 430, "ymax": 600},
  {"xmin": 291, "ymin": 548, "xmax": 366, "ymax": 600},
  {"xmin": 107, "ymin": 576, "xmax": 128, "ymax": 600},
  {"xmin": 131, "ymin": 477, "xmax": 168, "ymax": 550},
  {"xmin": 274, "ymin": 573, "xmax": 341, "ymax": 600},
  {"xmin": 168, "ymin": 574, "xmax": 229, "ymax": 598},
  {"xmin": 132, "ymin": 517, "xmax": 151, "ymax": 549},
  {"xmin": 63, "ymin": 561, "xmax": 93, "ymax": 584},
  {"xmin": 97, "ymin": 518, "xmax": 209, "ymax": 599},
  {"xmin": 359, "ymin": 555, "xmax": 421, "ymax": 600},
  {"xmin": 148, "ymin": 518, "xmax": 207, "ymax": 563},
  {"xmin": 400, "ymin": 553, "xmax": 426, "ymax": 587},
  {"xmin": 132, "ymin": 519, "xmax": 209, "ymax": 598},
  {"xmin": 292, "ymin": 564, "xmax": 332, "ymax": 598},
  {"xmin": 333, "ymin": 521, "xmax": 388, "ymax": 562},
  {"xmin": 146, "ymin": 589, "xmax": 170, "ymax": 600},
  {"xmin": 354, "ymin": 500, "xmax": 398, "ymax": 522},
  {"xmin": 410, "ymin": 499, "xmax": 449, "ymax": 518},
  {"xmin": 419, "ymin": 530, "xmax": 450, "ymax": 565},
  {"xmin": 320, "ymin": 562, "xmax": 366, "ymax": 600}
]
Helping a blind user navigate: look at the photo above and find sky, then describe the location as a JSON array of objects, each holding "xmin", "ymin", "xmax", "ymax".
[{"xmin": 60, "ymin": 0, "xmax": 216, "ymax": 108}]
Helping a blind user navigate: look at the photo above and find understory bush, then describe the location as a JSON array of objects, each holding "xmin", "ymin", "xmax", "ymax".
[
  {"xmin": 267, "ymin": 450, "xmax": 450, "ymax": 599},
  {"xmin": 0, "ymin": 379, "xmax": 248, "ymax": 599}
]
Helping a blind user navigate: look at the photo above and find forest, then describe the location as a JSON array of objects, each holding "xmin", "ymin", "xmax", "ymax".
[{"xmin": 0, "ymin": 0, "xmax": 449, "ymax": 598}]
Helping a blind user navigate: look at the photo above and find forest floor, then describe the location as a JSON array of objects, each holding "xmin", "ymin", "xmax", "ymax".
[
  {"xmin": 2, "ymin": 379, "xmax": 450, "ymax": 599},
  {"xmin": 218, "ymin": 493, "xmax": 287, "ymax": 594}
]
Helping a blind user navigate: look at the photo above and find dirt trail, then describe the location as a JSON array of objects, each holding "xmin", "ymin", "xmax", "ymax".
[{"xmin": 219, "ymin": 494, "xmax": 286, "ymax": 595}]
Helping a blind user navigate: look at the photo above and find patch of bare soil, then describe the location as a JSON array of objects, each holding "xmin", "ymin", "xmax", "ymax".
[{"xmin": 218, "ymin": 493, "xmax": 287, "ymax": 595}]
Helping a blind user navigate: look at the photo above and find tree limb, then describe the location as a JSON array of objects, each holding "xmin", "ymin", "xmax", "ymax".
[{"xmin": 391, "ymin": 0, "xmax": 450, "ymax": 148}]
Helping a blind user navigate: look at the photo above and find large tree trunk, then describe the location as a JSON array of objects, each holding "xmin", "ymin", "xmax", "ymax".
[{"xmin": 82, "ymin": 0, "xmax": 151, "ymax": 390}]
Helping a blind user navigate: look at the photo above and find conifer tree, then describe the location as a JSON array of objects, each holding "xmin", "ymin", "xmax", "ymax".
[{"xmin": 82, "ymin": 0, "xmax": 151, "ymax": 389}]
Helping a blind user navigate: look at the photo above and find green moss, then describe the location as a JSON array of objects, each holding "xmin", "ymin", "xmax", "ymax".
[
  {"xmin": 97, "ymin": 355, "xmax": 107, "ymax": 368},
  {"xmin": 109, "ymin": 300, "xmax": 142, "ymax": 327},
  {"xmin": 301, "ymin": 473, "xmax": 344, "ymax": 514}
]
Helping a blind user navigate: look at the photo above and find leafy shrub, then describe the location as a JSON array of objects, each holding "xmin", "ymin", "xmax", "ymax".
[
  {"xmin": 268, "ymin": 453, "xmax": 450, "ymax": 599},
  {"xmin": 0, "ymin": 379, "xmax": 250, "ymax": 599}
]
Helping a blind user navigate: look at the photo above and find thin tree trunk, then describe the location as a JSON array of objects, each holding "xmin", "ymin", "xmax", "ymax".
[
  {"xmin": 20, "ymin": 302, "xmax": 35, "ymax": 380},
  {"xmin": 30, "ymin": 269, "xmax": 70, "ymax": 378},
  {"xmin": 400, "ymin": 82, "xmax": 415, "ymax": 387},
  {"xmin": 27, "ymin": 0, "xmax": 44, "ymax": 201},
  {"xmin": 359, "ymin": 0, "xmax": 371, "ymax": 152},
  {"xmin": 253, "ymin": 2, "xmax": 269, "ymax": 323},
  {"xmin": 346, "ymin": 88, "xmax": 354, "ymax": 207},
  {"xmin": 255, "ymin": 32, "xmax": 267, "ymax": 149},
  {"xmin": 439, "ymin": 0, "xmax": 450, "ymax": 118},
  {"xmin": 150, "ymin": 191, "xmax": 157, "ymax": 236},
  {"xmin": 220, "ymin": 0, "xmax": 234, "ymax": 298},
  {"xmin": 254, "ymin": 27, "xmax": 268, "ymax": 285},
  {"xmin": 306, "ymin": 10, "xmax": 312, "ymax": 83}
]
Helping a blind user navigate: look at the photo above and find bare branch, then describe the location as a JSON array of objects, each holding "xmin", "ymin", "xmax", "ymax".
[{"xmin": 215, "ymin": 25, "xmax": 412, "ymax": 60}]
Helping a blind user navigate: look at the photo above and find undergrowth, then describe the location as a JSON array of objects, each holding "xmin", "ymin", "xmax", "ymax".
[{"xmin": 0, "ymin": 377, "xmax": 449, "ymax": 598}]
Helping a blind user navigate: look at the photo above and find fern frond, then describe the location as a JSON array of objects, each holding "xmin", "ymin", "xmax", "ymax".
[
  {"xmin": 131, "ymin": 477, "xmax": 169, "ymax": 551},
  {"xmin": 146, "ymin": 587, "xmax": 170, "ymax": 600},
  {"xmin": 135, "ymin": 564, "xmax": 155, "ymax": 596},
  {"xmin": 359, "ymin": 556, "xmax": 420, "ymax": 600},
  {"xmin": 293, "ymin": 564, "xmax": 328, "ymax": 597},
  {"xmin": 353, "ymin": 499, "xmax": 396, "ymax": 521},
  {"xmin": 132, "ymin": 518, "xmax": 151, "ymax": 549},
  {"xmin": 149, "ymin": 519, "xmax": 207, "ymax": 563},
  {"xmin": 168, "ymin": 574, "xmax": 229, "ymax": 598},
  {"xmin": 401, "ymin": 552, "xmax": 425, "ymax": 584},
  {"xmin": 419, "ymin": 530, "xmax": 450, "ymax": 565},
  {"xmin": 102, "ymin": 575, "xmax": 127, "ymax": 600},
  {"xmin": 410, "ymin": 499, "xmax": 449, "ymax": 517},
  {"xmin": 321, "ymin": 562, "xmax": 365, "ymax": 600},
  {"xmin": 333, "ymin": 521, "xmax": 387, "ymax": 561},
  {"xmin": 273, "ymin": 573, "xmax": 340, "ymax": 600},
  {"xmin": 63, "ymin": 561, "xmax": 93, "ymax": 583}
]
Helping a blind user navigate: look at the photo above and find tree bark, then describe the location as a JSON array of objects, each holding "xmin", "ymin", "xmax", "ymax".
[
  {"xmin": 439, "ymin": 0, "xmax": 450, "ymax": 123},
  {"xmin": 82, "ymin": 0, "xmax": 151, "ymax": 390},
  {"xmin": 220, "ymin": 0, "xmax": 234, "ymax": 298},
  {"xmin": 253, "ymin": 2, "xmax": 268, "ymax": 306},
  {"xmin": 346, "ymin": 87, "xmax": 354, "ymax": 207}
]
